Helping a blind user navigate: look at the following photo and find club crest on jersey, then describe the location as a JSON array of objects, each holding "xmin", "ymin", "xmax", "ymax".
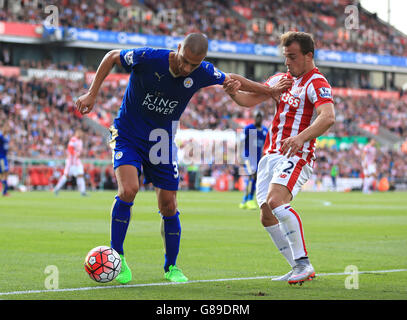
[
  {"xmin": 319, "ymin": 87, "xmax": 332, "ymax": 99},
  {"xmin": 115, "ymin": 151, "xmax": 123, "ymax": 160},
  {"xmin": 291, "ymin": 87, "xmax": 303, "ymax": 96},
  {"xmin": 124, "ymin": 51, "xmax": 133, "ymax": 66},
  {"xmin": 184, "ymin": 77, "xmax": 193, "ymax": 88}
]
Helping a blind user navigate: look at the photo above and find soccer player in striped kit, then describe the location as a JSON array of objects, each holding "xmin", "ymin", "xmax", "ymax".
[
  {"xmin": 224, "ymin": 32, "xmax": 335, "ymax": 284},
  {"xmin": 361, "ymin": 139, "xmax": 377, "ymax": 194},
  {"xmin": 53, "ymin": 129, "xmax": 87, "ymax": 196}
]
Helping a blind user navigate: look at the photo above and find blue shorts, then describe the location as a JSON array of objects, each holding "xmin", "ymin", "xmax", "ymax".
[
  {"xmin": 0, "ymin": 156, "xmax": 8, "ymax": 174},
  {"xmin": 109, "ymin": 126, "xmax": 180, "ymax": 191}
]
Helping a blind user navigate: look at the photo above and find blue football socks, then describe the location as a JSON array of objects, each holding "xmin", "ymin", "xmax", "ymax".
[
  {"xmin": 110, "ymin": 195, "xmax": 133, "ymax": 255},
  {"xmin": 248, "ymin": 176, "xmax": 256, "ymax": 200},
  {"xmin": 1, "ymin": 180, "xmax": 7, "ymax": 195},
  {"xmin": 160, "ymin": 211, "xmax": 181, "ymax": 272}
]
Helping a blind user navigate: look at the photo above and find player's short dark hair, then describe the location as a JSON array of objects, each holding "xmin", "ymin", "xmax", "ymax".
[
  {"xmin": 280, "ymin": 31, "xmax": 314, "ymax": 57},
  {"xmin": 183, "ymin": 33, "xmax": 208, "ymax": 56},
  {"xmin": 254, "ymin": 110, "xmax": 264, "ymax": 118}
]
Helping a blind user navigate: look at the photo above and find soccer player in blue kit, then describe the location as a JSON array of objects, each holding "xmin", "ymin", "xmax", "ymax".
[
  {"xmin": 239, "ymin": 111, "xmax": 268, "ymax": 210},
  {"xmin": 76, "ymin": 33, "xmax": 292, "ymax": 284},
  {"xmin": 0, "ymin": 124, "xmax": 11, "ymax": 197}
]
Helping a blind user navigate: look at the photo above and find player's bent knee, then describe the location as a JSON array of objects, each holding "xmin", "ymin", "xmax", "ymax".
[
  {"xmin": 260, "ymin": 203, "xmax": 278, "ymax": 226},
  {"xmin": 159, "ymin": 200, "xmax": 177, "ymax": 217},
  {"xmin": 118, "ymin": 184, "xmax": 139, "ymax": 203},
  {"xmin": 267, "ymin": 196, "xmax": 283, "ymax": 210}
]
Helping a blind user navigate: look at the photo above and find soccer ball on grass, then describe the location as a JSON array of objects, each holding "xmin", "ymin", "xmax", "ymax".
[{"xmin": 84, "ymin": 246, "xmax": 121, "ymax": 283}]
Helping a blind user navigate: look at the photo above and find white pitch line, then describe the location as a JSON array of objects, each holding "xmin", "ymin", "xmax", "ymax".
[{"xmin": 1, "ymin": 268, "xmax": 406, "ymax": 297}]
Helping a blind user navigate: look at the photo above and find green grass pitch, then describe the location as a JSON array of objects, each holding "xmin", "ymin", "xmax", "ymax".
[{"xmin": 0, "ymin": 190, "xmax": 406, "ymax": 300}]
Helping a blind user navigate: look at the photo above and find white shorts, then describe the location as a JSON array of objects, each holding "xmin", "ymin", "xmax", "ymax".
[
  {"xmin": 363, "ymin": 163, "xmax": 376, "ymax": 177},
  {"xmin": 64, "ymin": 160, "xmax": 84, "ymax": 177},
  {"xmin": 256, "ymin": 153, "xmax": 313, "ymax": 207}
]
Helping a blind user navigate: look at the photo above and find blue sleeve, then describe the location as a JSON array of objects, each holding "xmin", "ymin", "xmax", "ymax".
[
  {"xmin": 243, "ymin": 126, "xmax": 250, "ymax": 157},
  {"xmin": 119, "ymin": 47, "xmax": 150, "ymax": 73},
  {"xmin": 201, "ymin": 61, "xmax": 226, "ymax": 87}
]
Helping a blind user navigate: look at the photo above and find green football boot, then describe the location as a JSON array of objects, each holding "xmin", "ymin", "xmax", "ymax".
[
  {"xmin": 246, "ymin": 199, "xmax": 258, "ymax": 210},
  {"xmin": 164, "ymin": 265, "xmax": 188, "ymax": 282},
  {"xmin": 116, "ymin": 254, "xmax": 132, "ymax": 284},
  {"xmin": 239, "ymin": 202, "xmax": 247, "ymax": 209}
]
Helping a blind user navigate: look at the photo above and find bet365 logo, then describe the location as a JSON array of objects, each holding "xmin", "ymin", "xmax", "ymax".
[{"xmin": 280, "ymin": 92, "xmax": 300, "ymax": 108}]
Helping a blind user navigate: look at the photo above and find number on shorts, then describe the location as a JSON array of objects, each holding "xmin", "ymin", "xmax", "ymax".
[
  {"xmin": 282, "ymin": 161, "xmax": 295, "ymax": 174},
  {"xmin": 172, "ymin": 161, "xmax": 179, "ymax": 179}
]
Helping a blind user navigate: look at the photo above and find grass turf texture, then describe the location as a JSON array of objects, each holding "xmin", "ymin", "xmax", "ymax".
[{"xmin": 0, "ymin": 190, "xmax": 406, "ymax": 300}]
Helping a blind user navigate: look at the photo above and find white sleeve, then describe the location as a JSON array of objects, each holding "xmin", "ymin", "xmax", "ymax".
[{"xmin": 264, "ymin": 73, "xmax": 285, "ymax": 87}]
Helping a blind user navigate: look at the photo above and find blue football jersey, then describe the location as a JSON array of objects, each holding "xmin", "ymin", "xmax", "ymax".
[
  {"xmin": 0, "ymin": 132, "xmax": 10, "ymax": 158},
  {"xmin": 115, "ymin": 47, "xmax": 226, "ymax": 142},
  {"xmin": 242, "ymin": 124, "xmax": 268, "ymax": 166}
]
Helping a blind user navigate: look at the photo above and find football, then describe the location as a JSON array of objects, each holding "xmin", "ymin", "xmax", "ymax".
[{"xmin": 84, "ymin": 246, "xmax": 121, "ymax": 283}]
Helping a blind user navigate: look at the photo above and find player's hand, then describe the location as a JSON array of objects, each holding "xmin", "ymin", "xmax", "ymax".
[
  {"xmin": 223, "ymin": 78, "xmax": 241, "ymax": 96},
  {"xmin": 76, "ymin": 92, "xmax": 96, "ymax": 115},
  {"xmin": 280, "ymin": 135, "xmax": 305, "ymax": 158},
  {"xmin": 269, "ymin": 77, "xmax": 293, "ymax": 102}
]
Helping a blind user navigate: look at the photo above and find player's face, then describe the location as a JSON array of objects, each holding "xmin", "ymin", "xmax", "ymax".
[
  {"xmin": 75, "ymin": 130, "xmax": 83, "ymax": 138},
  {"xmin": 283, "ymin": 42, "xmax": 311, "ymax": 78},
  {"xmin": 176, "ymin": 45, "xmax": 205, "ymax": 77},
  {"xmin": 255, "ymin": 114, "xmax": 262, "ymax": 126}
]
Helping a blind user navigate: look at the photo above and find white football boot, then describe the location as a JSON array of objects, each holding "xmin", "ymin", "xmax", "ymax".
[
  {"xmin": 288, "ymin": 258, "xmax": 316, "ymax": 285},
  {"xmin": 271, "ymin": 270, "xmax": 293, "ymax": 281}
]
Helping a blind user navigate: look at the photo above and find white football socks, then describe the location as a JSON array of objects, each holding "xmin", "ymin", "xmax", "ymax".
[
  {"xmin": 363, "ymin": 176, "xmax": 374, "ymax": 193},
  {"xmin": 77, "ymin": 176, "xmax": 86, "ymax": 194},
  {"xmin": 54, "ymin": 175, "xmax": 67, "ymax": 191},
  {"xmin": 272, "ymin": 204, "xmax": 308, "ymax": 261},
  {"xmin": 265, "ymin": 224, "xmax": 295, "ymax": 268}
]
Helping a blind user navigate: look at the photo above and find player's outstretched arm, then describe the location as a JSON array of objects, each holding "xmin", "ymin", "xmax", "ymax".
[
  {"xmin": 227, "ymin": 73, "xmax": 293, "ymax": 99},
  {"xmin": 76, "ymin": 50, "xmax": 121, "ymax": 115},
  {"xmin": 225, "ymin": 84, "xmax": 269, "ymax": 108},
  {"xmin": 223, "ymin": 76, "xmax": 292, "ymax": 107}
]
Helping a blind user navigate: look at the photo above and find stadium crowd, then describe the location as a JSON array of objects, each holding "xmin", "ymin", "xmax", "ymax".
[
  {"xmin": 0, "ymin": 75, "xmax": 109, "ymax": 160},
  {"xmin": 1, "ymin": 0, "xmax": 406, "ymax": 56},
  {"xmin": 333, "ymin": 94, "xmax": 407, "ymax": 139},
  {"xmin": 316, "ymin": 144, "xmax": 407, "ymax": 185}
]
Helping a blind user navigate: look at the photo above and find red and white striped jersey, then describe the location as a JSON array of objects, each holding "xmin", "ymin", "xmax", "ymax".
[
  {"xmin": 362, "ymin": 144, "xmax": 376, "ymax": 167},
  {"xmin": 66, "ymin": 135, "xmax": 83, "ymax": 166},
  {"xmin": 263, "ymin": 67, "xmax": 333, "ymax": 166}
]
